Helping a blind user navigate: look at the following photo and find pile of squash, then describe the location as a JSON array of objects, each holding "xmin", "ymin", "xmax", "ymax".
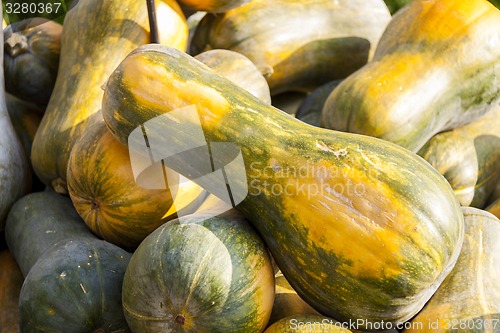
[{"xmin": 1, "ymin": 0, "xmax": 499, "ymax": 332}]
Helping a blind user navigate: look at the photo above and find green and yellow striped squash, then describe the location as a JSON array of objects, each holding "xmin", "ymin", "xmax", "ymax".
[
  {"xmin": 190, "ymin": 0, "xmax": 391, "ymax": 94},
  {"xmin": 322, "ymin": 0, "xmax": 500, "ymax": 152},
  {"xmin": 101, "ymin": 44, "xmax": 464, "ymax": 327},
  {"xmin": 418, "ymin": 105, "xmax": 500, "ymax": 208},
  {"xmin": 122, "ymin": 210, "xmax": 275, "ymax": 332},
  {"xmin": 404, "ymin": 207, "xmax": 500, "ymax": 333},
  {"xmin": 30, "ymin": 0, "xmax": 188, "ymax": 193},
  {"xmin": 67, "ymin": 121, "xmax": 206, "ymax": 250}
]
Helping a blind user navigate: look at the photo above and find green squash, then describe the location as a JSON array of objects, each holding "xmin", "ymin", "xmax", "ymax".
[
  {"xmin": 295, "ymin": 80, "xmax": 342, "ymax": 127},
  {"xmin": 404, "ymin": 207, "xmax": 500, "ymax": 333},
  {"xmin": 190, "ymin": 0, "xmax": 391, "ymax": 94},
  {"xmin": 19, "ymin": 237, "xmax": 131, "ymax": 333},
  {"xmin": 195, "ymin": 49, "xmax": 271, "ymax": 104},
  {"xmin": 30, "ymin": 0, "xmax": 188, "ymax": 193},
  {"xmin": 101, "ymin": 44, "xmax": 464, "ymax": 328},
  {"xmin": 3, "ymin": 17, "xmax": 62, "ymax": 106},
  {"xmin": 4, "ymin": 190, "xmax": 95, "ymax": 277},
  {"xmin": 264, "ymin": 314, "xmax": 352, "ymax": 333},
  {"xmin": 0, "ymin": 10, "xmax": 31, "ymax": 232},
  {"xmin": 418, "ymin": 105, "xmax": 500, "ymax": 208},
  {"xmin": 322, "ymin": 0, "xmax": 500, "ymax": 152},
  {"xmin": 122, "ymin": 210, "xmax": 275, "ymax": 332}
]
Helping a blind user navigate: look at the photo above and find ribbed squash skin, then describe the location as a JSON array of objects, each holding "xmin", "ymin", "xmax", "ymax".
[
  {"xmin": 264, "ymin": 314, "xmax": 351, "ymax": 333},
  {"xmin": 5, "ymin": 190, "xmax": 95, "ymax": 277},
  {"xmin": 122, "ymin": 211, "xmax": 275, "ymax": 332},
  {"xmin": 195, "ymin": 49, "xmax": 271, "ymax": 104},
  {"xmin": 190, "ymin": 0, "xmax": 391, "ymax": 94},
  {"xmin": 3, "ymin": 18, "xmax": 61, "ymax": 106},
  {"xmin": 322, "ymin": 0, "xmax": 500, "ymax": 152},
  {"xmin": 418, "ymin": 105, "xmax": 500, "ymax": 208},
  {"xmin": 67, "ymin": 121, "xmax": 206, "ymax": 250},
  {"xmin": 30, "ymin": 0, "xmax": 188, "ymax": 193},
  {"xmin": 0, "ymin": 250, "xmax": 23, "ymax": 333},
  {"xmin": 404, "ymin": 208, "xmax": 500, "ymax": 333},
  {"xmin": 179, "ymin": 0, "xmax": 251, "ymax": 13},
  {"xmin": 102, "ymin": 45, "xmax": 464, "ymax": 327},
  {"xmin": 19, "ymin": 238, "xmax": 131, "ymax": 333},
  {"xmin": 0, "ymin": 11, "xmax": 31, "ymax": 231}
]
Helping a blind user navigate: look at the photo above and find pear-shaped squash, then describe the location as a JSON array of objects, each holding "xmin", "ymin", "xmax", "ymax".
[
  {"xmin": 3, "ymin": 17, "xmax": 62, "ymax": 106},
  {"xmin": 0, "ymin": 12, "xmax": 31, "ymax": 231},
  {"xmin": 101, "ymin": 44, "xmax": 464, "ymax": 328},
  {"xmin": 30, "ymin": 0, "xmax": 188, "ymax": 193},
  {"xmin": 122, "ymin": 210, "xmax": 275, "ymax": 332},
  {"xmin": 5, "ymin": 190, "xmax": 95, "ymax": 277},
  {"xmin": 322, "ymin": 0, "xmax": 500, "ymax": 152},
  {"xmin": 403, "ymin": 207, "xmax": 500, "ymax": 333},
  {"xmin": 418, "ymin": 105, "xmax": 500, "ymax": 208},
  {"xmin": 67, "ymin": 121, "xmax": 206, "ymax": 250},
  {"xmin": 190, "ymin": 0, "xmax": 391, "ymax": 94}
]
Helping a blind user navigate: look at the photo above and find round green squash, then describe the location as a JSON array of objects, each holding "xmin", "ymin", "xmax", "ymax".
[
  {"xmin": 101, "ymin": 44, "xmax": 464, "ymax": 328},
  {"xmin": 4, "ymin": 190, "xmax": 95, "ymax": 277},
  {"xmin": 404, "ymin": 207, "xmax": 500, "ymax": 333},
  {"xmin": 264, "ymin": 314, "xmax": 352, "ymax": 333},
  {"xmin": 322, "ymin": 0, "xmax": 500, "ymax": 153},
  {"xmin": 3, "ymin": 17, "xmax": 62, "ymax": 106},
  {"xmin": 418, "ymin": 105, "xmax": 500, "ymax": 208},
  {"xmin": 19, "ymin": 237, "xmax": 132, "ymax": 333},
  {"xmin": 122, "ymin": 210, "xmax": 275, "ymax": 332},
  {"xmin": 67, "ymin": 121, "xmax": 206, "ymax": 250},
  {"xmin": 190, "ymin": 0, "xmax": 391, "ymax": 94}
]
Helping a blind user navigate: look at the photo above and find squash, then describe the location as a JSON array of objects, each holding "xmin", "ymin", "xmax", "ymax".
[
  {"xmin": 418, "ymin": 105, "xmax": 500, "ymax": 208},
  {"xmin": 67, "ymin": 121, "xmax": 206, "ymax": 250},
  {"xmin": 403, "ymin": 207, "xmax": 500, "ymax": 333},
  {"xmin": 322, "ymin": 0, "xmax": 500, "ymax": 153},
  {"xmin": 0, "ymin": 250, "xmax": 23, "ymax": 333},
  {"xmin": 295, "ymin": 80, "xmax": 342, "ymax": 127},
  {"xmin": 19, "ymin": 237, "xmax": 132, "ymax": 332},
  {"xmin": 101, "ymin": 44, "xmax": 464, "ymax": 327},
  {"xmin": 271, "ymin": 92, "xmax": 307, "ymax": 116},
  {"xmin": 268, "ymin": 271, "xmax": 320, "ymax": 326},
  {"xmin": 190, "ymin": 0, "xmax": 391, "ymax": 94},
  {"xmin": 264, "ymin": 314, "xmax": 351, "ymax": 333},
  {"xmin": 178, "ymin": 0, "xmax": 252, "ymax": 13},
  {"xmin": 3, "ymin": 17, "xmax": 62, "ymax": 106},
  {"xmin": 30, "ymin": 0, "xmax": 188, "ymax": 193},
  {"xmin": 0, "ymin": 10, "xmax": 31, "ymax": 232},
  {"xmin": 195, "ymin": 49, "xmax": 271, "ymax": 104},
  {"xmin": 122, "ymin": 210, "xmax": 275, "ymax": 332},
  {"xmin": 4, "ymin": 190, "xmax": 95, "ymax": 277}
]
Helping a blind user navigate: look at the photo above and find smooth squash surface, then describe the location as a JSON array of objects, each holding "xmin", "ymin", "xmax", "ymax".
[{"xmin": 102, "ymin": 45, "xmax": 464, "ymax": 327}]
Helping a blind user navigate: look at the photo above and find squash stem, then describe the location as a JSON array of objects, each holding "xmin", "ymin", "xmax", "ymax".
[{"xmin": 146, "ymin": 0, "xmax": 160, "ymax": 43}]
